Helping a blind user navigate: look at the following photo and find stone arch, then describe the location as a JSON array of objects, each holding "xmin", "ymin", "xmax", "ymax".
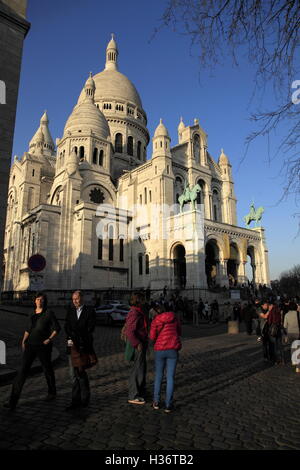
[
  {"xmin": 174, "ymin": 174, "xmax": 184, "ymax": 205},
  {"xmin": 193, "ymin": 133, "xmax": 200, "ymax": 163},
  {"xmin": 170, "ymin": 242, "xmax": 186, "ymax": 289},
  {"xmin": 246, "ymin": 244, "xmax": 257, "ymax": 284},
  {"xmin": 212, "ymin": 187, "xmax": 221, "ymax": 222},
  {"xmin": 227, "ymin": 241, "xmax": 240, "ymax": 287},
  {"xmin": 115, "ymin": 133, "xmax": 123, "ymax": 153},
  {"xmin": 7, "ymin": 188, "xmax": 17, "ymax": 225},
  {"xmin": 205, "ymin": 238, "xmax": 221, "ymax": 288},
  {"xmin": 196, "ymin": 178, "xmax": 206, "ymax": 208},
  {"xmin": 127, "ymin": 136, "xmax": 134, "ymax": 156},
  {"xmin": 50, "ymin": 185, "xmax": 63, "ymax": 206}
]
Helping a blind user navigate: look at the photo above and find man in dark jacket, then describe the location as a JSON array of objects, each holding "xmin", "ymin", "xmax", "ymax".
[
  {"xmin": 65, "ymin": 290, "xmax": 96, "ymax": 410},
  {"xmin": 125, "ymin": 292, "xmax": 148, "ymax": 405},
  {"xmin": 241, "ymin": 302, "xmax": 256, "ymax": 335}
]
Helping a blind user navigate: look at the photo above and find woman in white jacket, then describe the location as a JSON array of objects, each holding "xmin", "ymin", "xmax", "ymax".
[{"xmin": 283, "ymin": 302, "xmax": 300, "ymax": 373}]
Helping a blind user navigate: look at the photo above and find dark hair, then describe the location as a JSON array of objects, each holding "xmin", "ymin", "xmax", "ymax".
[
  {"xmin": 130, "ymin": 292, "xmax": 145, "ymax": 307},
  {"xmin": 289, "ymin": 302, "xmax": 298, "ymax": 311},
  {"xmin": 34, "ymin": 292, "xmax": 48, "ymax": 311}
]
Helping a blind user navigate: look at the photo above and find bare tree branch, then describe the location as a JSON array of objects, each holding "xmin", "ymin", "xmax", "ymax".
[{"xmin": 156, "ymin": 0, "xmax": 300, "ymax": 204}]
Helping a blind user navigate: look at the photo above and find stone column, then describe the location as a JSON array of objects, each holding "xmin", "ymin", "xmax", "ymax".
[
  {"xmin": 219, "ymin": 258, "xmax": 229, "ymax": 288},
  {"xmin": 208, "ymin": 193, "xmax": 213, "ymax": 220},
  {"xmin": 252, "ymin": 227, "xmax": 271, "ymax": 286},
  {"xmin": 238, "ymin": 261, "xmax": 247, "ymax": 285}
]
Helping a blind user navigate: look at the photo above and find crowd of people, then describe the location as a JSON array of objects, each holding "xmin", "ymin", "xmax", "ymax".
[
  {"xmin": 3, "ymin": 290, "xmax": 182, "ymax": 414},
  {"xmin": 3, "ymin": 289, "xmax": 300, "ymax": 414},
  {"xmin": 229, "ymin": 296, "xmax": 300, "ymax": 370}
]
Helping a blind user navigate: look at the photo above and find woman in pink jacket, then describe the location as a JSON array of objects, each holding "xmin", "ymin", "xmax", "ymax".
[{"xmin": 149, "ymin": 302, "xmax": 181, "ymax": 413}]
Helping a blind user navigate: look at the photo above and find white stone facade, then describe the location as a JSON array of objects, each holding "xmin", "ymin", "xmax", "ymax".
[{"xmin": 2, "ymin": 36, "xmax": 270, "ymax": 297}]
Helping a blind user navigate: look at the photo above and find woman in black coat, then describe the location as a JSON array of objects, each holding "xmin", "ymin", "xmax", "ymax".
[{"xmin": 4, "ymin": 293, "xmax": 61, "ymax": 410}]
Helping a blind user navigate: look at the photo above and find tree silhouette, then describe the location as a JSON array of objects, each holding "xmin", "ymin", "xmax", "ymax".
[{"xmin": 156, "ymin": 0, "xmax": 300, "ymax": 206}]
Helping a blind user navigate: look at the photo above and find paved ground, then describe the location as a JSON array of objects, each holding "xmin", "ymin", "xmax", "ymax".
[{"xmin": 0, "ymin": 307, "xmax": 300, "ymax": 451}]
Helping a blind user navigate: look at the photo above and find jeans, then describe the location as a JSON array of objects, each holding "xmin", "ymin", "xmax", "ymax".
[
  {"xmin": 268, "ymin": 334, "xmax": 283, "ymax": 363},
  {"xmin": 128, "ymin": 347, "xmax": 147, "ymax": 400},
  {"xmin": 68, "ymin": 356, "xmax": 90, "ymax": 405},
  {"xmin": 10, "ymin": 343, "xmax": 56, "ymax": 406},
  {"xmin": 153, "ymin": 349, "xmax": 178, "ymax": 408}
]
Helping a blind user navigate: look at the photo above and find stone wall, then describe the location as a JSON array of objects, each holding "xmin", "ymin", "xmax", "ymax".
[{"xmin": 0, "ymin": 0, "xmax": 30, "ymax": 288}]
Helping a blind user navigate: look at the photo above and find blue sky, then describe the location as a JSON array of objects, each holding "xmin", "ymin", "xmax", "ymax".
[{"xmin": 12, "ymin": 0, "xmax": 300, "ymax": 280}]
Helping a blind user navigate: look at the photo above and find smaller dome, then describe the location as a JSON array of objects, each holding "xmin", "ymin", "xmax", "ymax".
[
  {"xmin": 219, "ymin": 148, "xmax": 229, "ymax": 165},
  {"xmin": 107, "ymin": 33, "xmax": 118, "ymax": 51},
  {"xmin": 154, "ymin": 118, "xmax": 169, "ymax": 138},
  {"xmin": 85, "ymin": 72, "xmax": 95, "ymax": 90},
  {"xmin": 36, "ymin": 128, "xmax": 44, "ymax": 141},
  {"xmin": 64, "ymin": 75, "xmax": 110, "ymax": 140},
  {"xmin": 40, "ymin": 110, "xmax": 49, "ymax": 124},
  {"xmin": 64, "ymin": 102, "xmax": 110, "ymax": 139},
  {"xmin": 178, "ymin": 117, "xmax": 185, "ymax": 132},
  {"xmin": 29, "ymin": 126, "xmax": 44, "ymax": 149}
]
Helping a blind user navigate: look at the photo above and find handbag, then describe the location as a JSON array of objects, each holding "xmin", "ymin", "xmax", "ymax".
[
  {"xmin": 124, "ymin": 340, "xmax": 135, "ymax": 361},
  {"xmin": 269, "ymin": 323, "xmax": 279, "ymax": 338},
  {"xmin": 70, "ymin": 346, "xmax": 98, "ymax": 370}
]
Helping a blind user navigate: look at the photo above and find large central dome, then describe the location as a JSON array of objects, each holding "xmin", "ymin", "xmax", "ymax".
[
  {"xmin": 92, "ymin": 69, "xmax": 142, "ymax": 108},
  {"xmin": 77, "ymin": 34, "xmax": 144, "ymax": 111},
  {"xmin": 78, "ymin": 69, "xmax": 142, "ymax": 109}
]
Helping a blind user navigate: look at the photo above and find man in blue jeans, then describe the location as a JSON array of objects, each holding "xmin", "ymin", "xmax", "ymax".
[{"xmin": 149, "ymin": 303, "xmax": 182, "ymax": 413}]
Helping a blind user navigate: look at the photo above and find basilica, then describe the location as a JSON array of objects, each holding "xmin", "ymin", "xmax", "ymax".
[{"xmin": 2, "ymin": 35, "xmax": 270, "ymax": 300}]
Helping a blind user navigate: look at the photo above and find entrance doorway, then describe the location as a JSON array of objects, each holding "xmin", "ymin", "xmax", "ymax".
[
  {"xmin": 205, "ymin": 240, "xmax": 219, "ymax": 288},
  {"xmin": 173, "ymin": 244, "xmax": 186, "ymax": 289},
  {"xmin": 227, "ymin": 243, "xmax": 239, "ymax": 287}
]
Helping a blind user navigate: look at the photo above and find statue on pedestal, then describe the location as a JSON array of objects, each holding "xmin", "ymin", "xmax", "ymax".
[
  {"xmin": 178, "ymin": 180, "xmax": 201, "ymax": 212},
  {"xmin": 243, "ymin": 202, "xmax": 264, "ymax": 227}
]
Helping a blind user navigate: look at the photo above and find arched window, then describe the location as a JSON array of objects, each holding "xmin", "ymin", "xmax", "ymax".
[
  {"xmin": 119, "ymin": 238, "xmax": 124, "ymax": 262},
  {"xmin": 98, "ymin": 238, "xmax": 103, "ymax": 260},
  {"xmin": 149, "ymin": 190, "xmax": 152, "ymax": 203},
  {"xmin": 99, "ymin": 149, "xmax": 104, "ymax": 166},
  {"xmin": 93, "ymin": 148, "xmax": 98, "ymax": 164},
  {"xmin": 108, "ymin": 225, "xmax": 114, "ymax": 261},
  {"xmin": 213, "ymin": 205, "xmax": 218, "ymax": 221},
  {"xmin": 175, "ymin": 176, "xmax": 183, "ymax": 205},
  {"xmin": 193, "ymin": 134, "xmax": 200, "ymax": 163},
  {"xmin": 144, "ymin": 188, "xmax": 147, "ymax": 204},
  {"xmin": 137, "ymin": 141, "xmax": 141, "ymax": 160},
  {"xmin": 145, "ymin": 254, "xmax": 150, "ymax": 275},
  {"xmin": 79, "ymin": 146, "xmax": 84, "ymax": 161},
  {"xmin": 197, "ymin": 180, "xmax": 205, "ymax": 205},
  {"xmin": 73, "ymin": 146, "xmax": 78, "ymax": 155},
  {"xmin": 138, "ymin": 253, "xmax": 143, "ymax": 275},
  {"xmin": 127, "ymin": 136, "xmax": 133, "ymax": 156},
  {"xmin": 115, "ymin": 133, "xmax": 123, "ymax": 153},
  {"xmin": 212, "ymin": 189, "xmax": 220, "ymax": 222}
]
